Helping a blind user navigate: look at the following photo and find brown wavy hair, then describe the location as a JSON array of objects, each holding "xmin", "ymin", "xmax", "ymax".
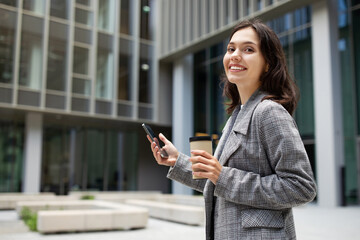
[{"xmin": 222, "ymin": 19, "xmax": 299, "ymax": 115}]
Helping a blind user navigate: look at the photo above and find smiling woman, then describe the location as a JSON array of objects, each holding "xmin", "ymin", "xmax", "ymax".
[{"xmin": 147, "ymin": 19, "xmax": 316, "ymax": 240}]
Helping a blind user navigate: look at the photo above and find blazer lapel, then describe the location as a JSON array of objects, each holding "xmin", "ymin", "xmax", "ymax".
[{"xmin": 219, "ymin": 90, "xmax": 267, "ymax": 166}]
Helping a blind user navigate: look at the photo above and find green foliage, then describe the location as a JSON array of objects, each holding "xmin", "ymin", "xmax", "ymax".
[
  {"xmin": 20, "ymin": 207, "xmax": 37, "ymax": 231},
  {"xmin": 81, "ymin": 195, "xmax": 95, "ymax": 200}
]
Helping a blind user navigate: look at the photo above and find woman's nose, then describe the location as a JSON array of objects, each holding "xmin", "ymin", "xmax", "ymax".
[{"xmin": 230, "ymin": 50, "xmax": 241, "ymax": 61}]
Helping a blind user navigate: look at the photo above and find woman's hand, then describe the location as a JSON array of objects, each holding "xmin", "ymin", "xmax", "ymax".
[
  {"xmin": 147, "ymin": 133, "xmax": 179, "ymax": 167},
  {"xmin": 190, "ymin": 150, "xmax": 223, "ymax": 184}
]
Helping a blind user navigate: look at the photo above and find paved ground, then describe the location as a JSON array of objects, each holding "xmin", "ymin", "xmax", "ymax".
[{"xmin": 1, "ymin": 205, "xmax": 359, "ymax": 240}]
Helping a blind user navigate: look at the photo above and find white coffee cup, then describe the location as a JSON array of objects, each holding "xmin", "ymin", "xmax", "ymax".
[{"xmin": 189, "ymin": 136, "xmax": 213, "ymax": 179}]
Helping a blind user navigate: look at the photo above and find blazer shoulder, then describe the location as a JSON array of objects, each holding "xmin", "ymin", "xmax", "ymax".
[{"xmin": 253, "ymin": 99, "xmax": 294, "ymax": 123}]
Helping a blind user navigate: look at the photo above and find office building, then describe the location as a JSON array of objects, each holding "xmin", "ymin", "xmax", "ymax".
[{"xmin": 0, "ymin": 0, "xmax": 359, "ymax": 207}]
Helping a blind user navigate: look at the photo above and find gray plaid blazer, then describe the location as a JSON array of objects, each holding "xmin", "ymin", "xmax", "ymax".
[{"xmin": 167, "ymin": 89, "xmax": 317, "ymax": 240}]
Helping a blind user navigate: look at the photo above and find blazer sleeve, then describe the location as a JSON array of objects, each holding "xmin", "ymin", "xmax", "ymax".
[
  {"xmin": 213, "ymin": 101, "xmax": 317, "ymax": 209},
  {"xmin": 167, "ymin": 152, "xmax": 207, "ymax": 193}
]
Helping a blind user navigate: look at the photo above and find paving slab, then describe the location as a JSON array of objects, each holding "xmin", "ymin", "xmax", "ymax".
[{"xmin": 1, "ymin": 205, "xmax": 360, "ymax": 240}]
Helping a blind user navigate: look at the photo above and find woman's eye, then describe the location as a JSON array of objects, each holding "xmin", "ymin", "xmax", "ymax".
[
  {"xmin": 227, "ymin": 47, "xmax": 235, "ymax": 52},
  {"xmin": 244, "ymin": 47, "xmax": 254, "ymax": 53}
]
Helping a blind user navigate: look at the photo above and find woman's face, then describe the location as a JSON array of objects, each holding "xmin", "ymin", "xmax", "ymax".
[{"xmin": 223, "ymin": 27, "xmax": 267, "ymax": 89}]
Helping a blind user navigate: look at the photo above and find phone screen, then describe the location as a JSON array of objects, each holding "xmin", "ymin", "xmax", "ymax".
[{"xmin": 142, "ymin": 123, "xmax": 169, "ymax": 158}]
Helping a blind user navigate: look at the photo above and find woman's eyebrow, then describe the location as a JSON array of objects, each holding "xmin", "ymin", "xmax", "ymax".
[{"xmin": 228, "ymin": 41, "xmax": 257, "ymax": 46}]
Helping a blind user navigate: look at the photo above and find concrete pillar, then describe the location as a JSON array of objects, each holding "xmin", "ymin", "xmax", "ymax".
[
  {"xmin": 23, "ymin": 112, "xmax": 43, "ymax": 193},
  {"xmin": 172, "ymin": 54, "xmax": 194, "ymax": 195},
  {"xmin": 311, "ymin": 0, "xmax": 344, "ymax": 207}
]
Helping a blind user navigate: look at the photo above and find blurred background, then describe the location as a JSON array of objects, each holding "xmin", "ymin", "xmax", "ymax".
[{"xmin": 0, "ymin": 0, "xmax": 358, "ymax": 208}]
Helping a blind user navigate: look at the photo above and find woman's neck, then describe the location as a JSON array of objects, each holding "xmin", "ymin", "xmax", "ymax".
[{"xmin": 237, "ymin": 82, "xmax": 260, "ymax": 105}]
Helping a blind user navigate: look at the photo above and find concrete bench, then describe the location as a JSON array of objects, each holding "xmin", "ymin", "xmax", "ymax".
[
  {"xmin": 16, "ymin": 200, "xmax": 148, "ymax": 233},
  {"xmin": 126, "ymin": 199, "xmax": 205, "ymax": 226},
  {"xmin": 69, "ymin": 191, "xmax": 162, "ymax": 202},
  {"xmin": 0, "ymin": 193, "xmax": 57, "ymax": 210},
  {"xmin": 155, "ymin": 194, "xmax": 204, "ymax": 207}
]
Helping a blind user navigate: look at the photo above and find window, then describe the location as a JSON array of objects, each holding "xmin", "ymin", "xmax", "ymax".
[
  {"xmin": 140, "ymin": 0, "xmax": 153, "ymax": 40},
  {"xmin": 75, "ymin": 8, "xmax": 93, "ymax": 27},
  {"xmin": 138, "ymin": 43, "xmax": 153, "ymax": 103},
  {"xmin": 50, "ymin": 0, "xmax": 69, "ymax": 20},
  {"xmin": 47, "ymin": 21, "xmax": 68, "ymax": 91},
  {"xmin": 118, "ymin": 38, "xmax": 133, "ymax": 101},
  {"xmin": 23, "ymin": 0, "xmax": 44, "ymax": 14},
  {"xmin": 73, "ymin": 46, "xmax": 89, "ymax": 75},
  {"xmin": 98, "ymin": 0, "xmax": 115, "ymax": 32},
  {"xmin": 96, "ymin": 33, "xmax": 114, "ymax": 99},
  {"xmin": 0, "ymin": 9, "xmax": 16, "ymax": 84},
  {"xmin": 120, "ymin": 0, "xmax": 133, "ymax": 35},
  {"xmin": 19, "ymin": 15, "xmax": 43, "ymax": 90}
]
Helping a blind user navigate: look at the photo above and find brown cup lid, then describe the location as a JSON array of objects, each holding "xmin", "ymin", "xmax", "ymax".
[{"xmin": 189, "ymin": 136, "xmax": 212, "ymax": 142}]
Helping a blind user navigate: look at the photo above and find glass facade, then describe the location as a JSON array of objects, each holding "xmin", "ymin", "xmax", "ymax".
[
  {"xmin": 0, "ymin": 0, "xmax": 161, "ymax": 194},
  {"xmin": 193, "ymin": 42, "xmax": 227, "ymax": 145},
  {"xmin": 0, "ymin": 122, "xmax": 24, "ymax": 192},
  {"xmin": 338, "ymin": 0, "xmax": 360, "ymax": 204},
  {"xmin": 41, "ymin": 125, "xmax": 141, "ymax": 194},
  {"xmin": 0, "ymin": 0, "xmax": 156, "ymax": 119}
]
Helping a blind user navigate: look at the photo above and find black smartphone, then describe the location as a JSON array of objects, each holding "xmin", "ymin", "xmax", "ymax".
[{"xmin": 142, "ymin": 123, "xmax": 169, "ymax": 158}]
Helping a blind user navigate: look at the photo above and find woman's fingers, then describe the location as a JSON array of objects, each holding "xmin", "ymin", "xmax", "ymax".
[{"xmin": 189, "ymin": 150, "xmax": 222, "ymax": 184}]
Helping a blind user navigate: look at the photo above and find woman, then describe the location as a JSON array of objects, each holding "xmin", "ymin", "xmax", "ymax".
[{"xmin": 147, "ymin": 19, "xmax": 316, "ymax": 240}]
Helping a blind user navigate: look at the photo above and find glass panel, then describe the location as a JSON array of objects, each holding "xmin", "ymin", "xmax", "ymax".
[
  {"xmin": 121, "ymin": 131, "xmax": 138, "ymax": 190},
  {"xmin": 105, "ymin": 131, "xmax": 120, "ymax": 190},
  {"xmin": 139, "ymin": 43, "xmax": 153, "ymax": 103},
  {"xmin": 293, "ymin": 28, "xmax": 314, "ymax": 138},
  {"xmin": 0, "ymin": 9, "xmax": 16, "ymax": 84},
  {"xmin": 140, "ymin": 0, "xmax": 153, "ymax": 40},
  {"xmin": 120, "ymin": 0, "xmax": 133, "ymax": 35},
  {"xmin": 210, "ymin": 60, "xmax": 227, "ymax": 137},
  {"xmin": 73, "ymin": 46, "xmax": 89, "ymax": 75},
  {"xmin": 0, "ymin": 123, "xmax": 24, "ymax": 192},
  {"xmin": 47, "ymin": 21, "xmax": 68, "ymax": 91},
  {"xmin": 23, "ymin": 0, "xmax": 45, "ymax": 14},
  {"xmin": 86, "ymin": 129, "xmax": 105, "ymax": 190},
  {"xmin": 76, "ymin": 0, "xmax": 90, "ymax": 6},
  {"xmin": 98, "ymin": 0, "xmax": 115, "ymax": 32},
  {"xmin": 118, "ymin": 38, "xmax": 133, "ymax": 101},
  {"xmin": 0, "ymin": 0, "xmax": 16, "ymax": 7},
  {"xmin": 353, "ymin": 9, "xmax": 360, "ymax": 135},
  {"xmin": 74, "ymin": 27, "xmax": 92, "ymax": 44},
  {"xmin": 257, "ymin": 0, "xmax": 262, "ymax": 10},
  {"xmin": 293, "ymin": 8, "xmax": 311, "ymax": 28},
  {"xmin": 72, "ymin": 77, "xmax": 90, "ymax": 96},
  {"xmin": 194, "ymin": 50, "xmax": 207, "ymax": 134},
  {"xmin": 50, "ymin": 0, "xmax": 69, "ymax": 20},
  {"xmin": 96, "ymin": 33, "xmax": 114, "ymax": 99},
  {"xmin": 339, "ymin": 6, "xmax": 358, "ymax": 204},
  {"xmin": 193, "ymin": 44, "xmax": 227, "ymax": 144},
  {"xmin": 41, "ymin": 127, "xmax": 70, "ymax": 194},
  {"xmin": 75, "ymin": 8, "xmax": 93, "ymax": 27},
  {"xmin": 19, "ymin": 15, "xmax": 43, "ymax": 90}
]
